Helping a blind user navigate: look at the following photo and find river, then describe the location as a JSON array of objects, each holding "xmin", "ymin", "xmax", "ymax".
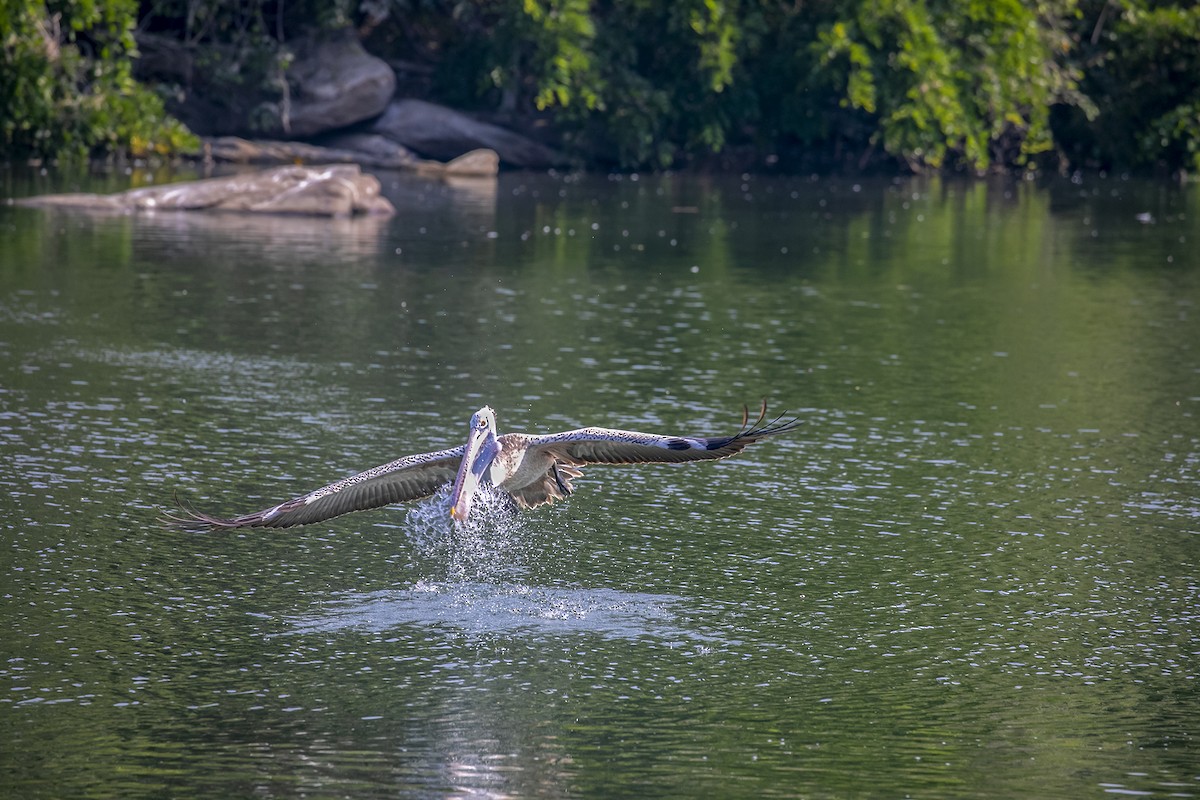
[{"xmin": 1, "ymin": 166, "xmax": 1197, "ymax": 798}]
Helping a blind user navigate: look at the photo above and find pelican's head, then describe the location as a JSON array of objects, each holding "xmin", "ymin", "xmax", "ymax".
[{"xmin": 449, "ymin": 405, "xmax": 499, "ymax": 525}]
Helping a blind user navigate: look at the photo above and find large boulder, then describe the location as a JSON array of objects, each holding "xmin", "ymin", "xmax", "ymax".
[
  {"xmin": 276, "ymin": 31, "xmax": 395, "ymax": 137},
  {"xmin": 17, "ymin": 165, "xmax": 394, "ymax": 217},
  {"xmin": 136, "ymin": 30, "xmax": 394, "ymax": 139},
  {"xmin": 370, "ymin": 99, "xmax": 569, "ymax": 169}
]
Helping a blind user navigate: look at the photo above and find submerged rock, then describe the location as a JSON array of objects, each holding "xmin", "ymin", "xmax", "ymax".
[{"xmin": 17, "ymin": 165, "xmax": 394, "ymax": 217}]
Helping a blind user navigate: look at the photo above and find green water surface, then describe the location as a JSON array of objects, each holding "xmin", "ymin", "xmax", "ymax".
[{"xmin": 1, "ymin": 169, "xmax": 1197, "ymax": 798}]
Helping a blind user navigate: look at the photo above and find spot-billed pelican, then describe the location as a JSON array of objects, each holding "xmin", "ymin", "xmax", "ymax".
[{"xmin": 167, "ymin": 403, "xmax": 799, "ymax": 530}]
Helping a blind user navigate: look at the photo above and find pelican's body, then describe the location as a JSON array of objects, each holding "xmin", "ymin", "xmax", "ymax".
[{"xmin": 168, "ymin": 403, "xmax": 799, "ymax": 530}]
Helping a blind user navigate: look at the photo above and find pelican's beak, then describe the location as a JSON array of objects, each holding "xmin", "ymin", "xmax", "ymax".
[{"xmin": 449, "ymin": 423, "xmax": 495, "ymax": 525}]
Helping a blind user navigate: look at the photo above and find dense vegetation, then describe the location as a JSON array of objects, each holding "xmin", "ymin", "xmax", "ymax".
[
  {"xmin": 2, "ymin": 0, "xmax": 1197, "ymax": 173},
  {"xmin": 0, "ymin": 0, "xmax": 196, "ymax": 159}
]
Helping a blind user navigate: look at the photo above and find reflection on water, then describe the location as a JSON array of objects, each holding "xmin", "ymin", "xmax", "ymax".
[{"xmin": 1, "ymin": 169, "xmax": 1197, "ymax": 799}]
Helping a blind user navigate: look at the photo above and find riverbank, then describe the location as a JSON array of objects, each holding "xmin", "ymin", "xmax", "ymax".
[{"xmin": 4, "ymin": 1, "xmax": 1199, "ymax": 177}]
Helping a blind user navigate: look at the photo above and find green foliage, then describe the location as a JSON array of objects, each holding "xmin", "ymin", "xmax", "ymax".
[
  {"xmin": 434, "ymin": 0, "xmax": 600, "ymax": 113},
  {"xmin": 5, "ymin": 0, "xmax": 1199, "ymax": 172},
  {"xmin": 424, "ymin": 0, "xmax": 744, "ymax": 167},
  {"xmin": 0, "ymin": 0, "xmax": 197, "ymax": 160},
  {"xmin": 522, "ymin": 0, "xmax": 599, "ymax": 111},
  {"xmin": 1142, "ymin": 99, "xmax": 1200, "ymax": 173},
  {"xmin": 569, "ymin": 0, "xmax": 744, "ymax": 167},
  {"xmin": 810, "ymin": 0, "xmax": 1088, "ymax": 172},
  {"xmin": 406, "ymin": 0, "xmax": 1096, "ymax": 170},
  {"xmin": 1066, "ymin": 0, "xmax": 1200, "ymax": 173}
]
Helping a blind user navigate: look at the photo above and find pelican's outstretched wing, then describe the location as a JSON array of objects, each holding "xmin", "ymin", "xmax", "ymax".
[
  {"xmin": 501, "ymin": 404, "xmax": 799, "ymax": 508},
  {"xmin": 166, "ymin": 446, "xmax": 465, "ymax": 530},
  {"xmin": 521, "ymin": 403, "xmax": 799, "ymax": 465}
]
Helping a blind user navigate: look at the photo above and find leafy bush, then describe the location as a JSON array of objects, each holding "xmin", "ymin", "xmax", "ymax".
[
  {"xmin": 0, "ymin": 0, "xmax": 197, "ymax": 161},
  {"xmin": 420, "ymin": 0, "xmax": 742, "ymax": 168},
  {"xmin": 400, "ymin": 0, "xmax": 1095, "ymax": 171},
  {"xmin": 1063, "ymin": 1, "xmax": 1200, "ymax": 173},
  {"xmin": 806, "ymin": 0, "xmax": 1091, "ymax": 171},
  {"xmin": 4, "ymin": 0, "xmax": 1198, "ymax": 173}
]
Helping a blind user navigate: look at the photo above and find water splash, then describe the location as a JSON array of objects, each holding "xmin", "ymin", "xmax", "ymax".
[
  {"xmin": 281, "ymin": 485, "xmax": 719, "ymax": 646},
  {"xmin": 403, "ymin": 484, "xmax": 530, "ymax": 583},
  {"xmin": 286, "ymin": 581, "xmax": 706, "ymax": 645}
]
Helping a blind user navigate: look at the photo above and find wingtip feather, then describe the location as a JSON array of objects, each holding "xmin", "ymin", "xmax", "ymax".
[
  {"xmin": 161, "ymin": 491, "xmax": 261, "ymax": 532},
  {"xmin": 738, "ymin": 402, "xmax": 801, "ymax": 438}
]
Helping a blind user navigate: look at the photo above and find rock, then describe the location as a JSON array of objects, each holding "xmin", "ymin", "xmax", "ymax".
[
  {"xmin": 18, "ymin": 165, "xmax": 394, "ymax": 217},
  {"xmin": 314, "ymin": 133, "xmax": 420, "ymax": 168},
  {"xmin": 206, "ymin": 135, "xmax": 419, "ymax": 169},
  {"xmin": 134, "ymin": 30, "xmax": 394, "ymax": 139},
  {"xmin": 132, "ymin": 33, "xmax": 565, "ymax": 171},
  {"xmin": 413, "ymin": 149, "xmax": 501, "ymax": 177},
  {"xmin": 201, "ymin": 136, "xmax": 499, "ymax": 177},
  {"xmin": 370, "ymin": 99, "xmax": 568, "ymax": 169},
  {"xmin": 277, "ymin": 31, "xmax": 395, "ymax": 137},
  {"xmin": 443, "ymin": 149, "xmax": 501, "ymax": 176}
]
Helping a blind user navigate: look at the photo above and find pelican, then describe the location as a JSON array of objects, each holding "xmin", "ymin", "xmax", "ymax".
[{"xmin": 167, "ymin": 402, "xmax": 799, "ymax": 530}]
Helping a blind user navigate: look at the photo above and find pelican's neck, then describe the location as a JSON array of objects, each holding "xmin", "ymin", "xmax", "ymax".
[
  {"xmin": 486, "ymin": 437, "xmax": 511, "ymax": 486},
  {"xmin": 474, "ymin": 431, "xmax": 501, "ymax": 484}
]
